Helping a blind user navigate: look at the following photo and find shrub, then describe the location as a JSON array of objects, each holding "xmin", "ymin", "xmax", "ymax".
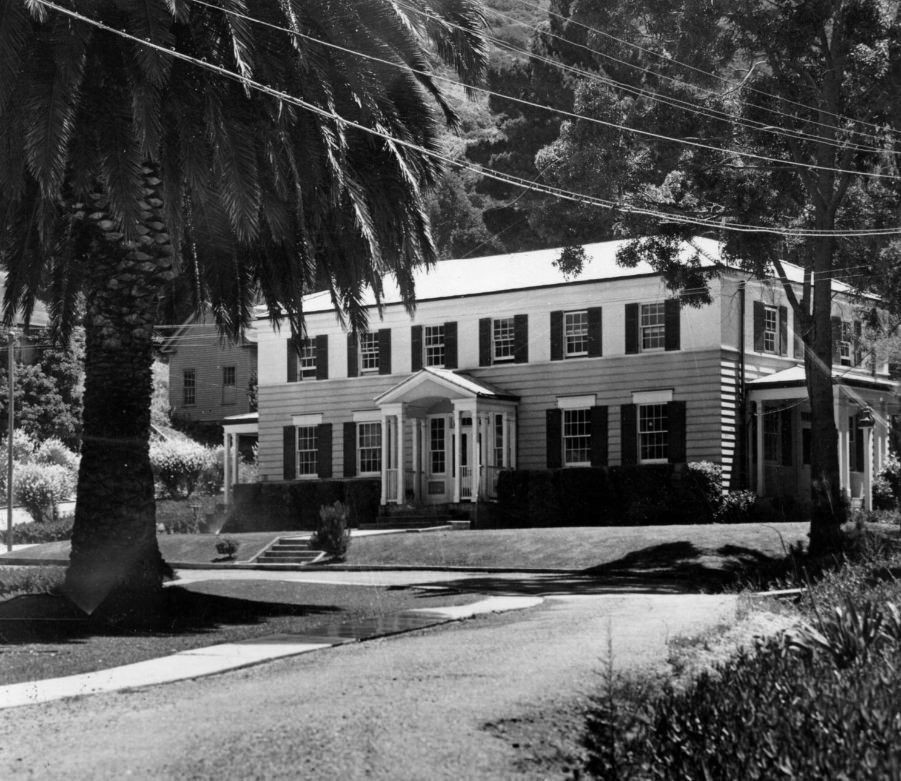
[
  {"xmin": 686, "ymin": 461, "xmax": 723, "ymax": 518},
  {"xmin": 876, "ymin": 453, "xmax": 901, "ymax": 509},
  {"xmin": 716, "ymin": 490, "xmax": 759, "ymax": 524},
  {"xmin": 13, "ymin": 462, "xmax": 75, "ymax": 524},
  {"xmin": 150, "ymin": 439, "xmax": 216, "ymax": 498},
  {"xmin": 3, "ymin": 515, "xmax": 73, "ymax": 544},
  {"xmin": 215, "ymin": 537, "xmax": 239, "ymax": 559},
  {"xmin": 0, "ymin": 566, "xmax": 65, "ymax": 599},
  {"xmin": 34, "ymin": 437, "xmax": 80, "ymax": 471},
  {"xmin": 310, "ymin": 501, "xmax": 351, "ymax": 560}
]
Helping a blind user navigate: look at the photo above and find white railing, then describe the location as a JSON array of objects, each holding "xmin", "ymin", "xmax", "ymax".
[{"xmin": 460, "ymin": 465, "xmax": 472, "ymax": 499}]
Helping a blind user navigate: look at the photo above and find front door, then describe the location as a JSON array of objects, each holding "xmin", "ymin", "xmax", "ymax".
[{"xmin": 424, "ymin": 415, "xmax": 449, "ymax": 504}]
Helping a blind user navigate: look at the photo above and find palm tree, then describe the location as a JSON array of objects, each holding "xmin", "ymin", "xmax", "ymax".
[{"xmin": 0, "ymin": 0, "xmax": 486, "ymax": 622}]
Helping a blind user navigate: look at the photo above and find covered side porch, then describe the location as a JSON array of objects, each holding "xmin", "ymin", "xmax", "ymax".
[
  {"xmin": 746, "ymin": 367, "xmax": 897, "ymax": 511},
  {"xmin": 375, "ymin": 368, "xmax": 519, "ymax": 506},
  {"xmin": 222, "ymin": 412, "xmax": 259, "ymax": 506}
]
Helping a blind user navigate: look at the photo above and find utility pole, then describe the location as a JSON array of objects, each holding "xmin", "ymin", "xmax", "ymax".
[{"xmin": 6, "ymin": 328, "xmax": 14, "ymax": 552}]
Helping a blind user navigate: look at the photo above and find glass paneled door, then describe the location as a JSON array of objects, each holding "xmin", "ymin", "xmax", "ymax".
[{"xmin": 424, "ymin": 415, "xmax": 449, "ymax": 503}]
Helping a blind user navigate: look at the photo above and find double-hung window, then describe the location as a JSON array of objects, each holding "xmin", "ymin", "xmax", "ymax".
[
  {"xmin": 763, "ymin": 307, "xmax": 778, "ymax": 353},
  {"xmin": 298, "ymin": 338, "xmax": 317, "ymax": 379},
  {"xmin": 492, "ymin": 318, "xmax": 515, "ymax": 362},
  {"xmin": 638, "ymin": 403, "xmax": 668, "ymax": 463},
  {"xmin": 222, "ymin": 366, "xmax": 236, "ymax": 405},
  {"xmin": 564, "ymin": 311, "xmax": 589, "ymax": 357},
  {"xmin": 763, "ymin": 408, "xmax": 780, "ymax": 463},
  {"xmin": 296, "ymin": 425, "xmax": 318, "ymax": 477},
  {"xmin": 424, "ymin": 325, "xmax": 445, "ymax": 367},
  {"xmin": 183, "ymin": 369, "xmax": 196, "ymax": 406},
  {"xmin": 640, "ymin": 303, "xmax": 666, "ymax": 351},
  {"xmin": 563, "ymin": 408, "xmax": 591, "ymax": 465},
  {"xmin": 359, "ymin": 333, "xmax": 380, "ymax": 373},
  {"xmin": 839, "ymin": 322, "xmax": 853, "ymax": 367},
  {"xmin": 358, "ymin": 421, "xmax": 381, "ymax": 475}
]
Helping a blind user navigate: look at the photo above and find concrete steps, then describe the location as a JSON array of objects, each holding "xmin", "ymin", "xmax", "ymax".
[{"xmin": 254, "ymin": 537, "xmax": 324, "ymax": 565}]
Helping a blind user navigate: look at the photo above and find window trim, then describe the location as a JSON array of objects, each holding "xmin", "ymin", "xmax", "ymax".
[
  {"xmin": 298, "ymin": 338, "xmax": 317, "ymax": 380},
  {"xmin": 182, "ymin": 368, "xmax": 196, "ymax": 407},
  {"xmin": 562, "ymin": 407, "xmax": 592, "ymax": 466},
  {"xmin": 359, "ymin": 332, "xmax": 380, "ymax": 374},
  {"xmin": 357, "ymin": 420, "xmax": 382, "ymax": 476},
  {"xmin": 762, "ymin": 305, "xmax": 778, "ymax": 354},
  {"xmin": 492, "ymin": 317, "xmax": 515, "ymax": 362},
  {"xmin": 563, "ymin": 310, "xmax": 589, "ymax": 358},
  {"xmin": 638, "ymin": 402, "xmax": 669, "ymax": 464},
  {"xmin": 423, "ymin": 324, "xmax": 446, "ymax": 368},
  {"xmin": 295, "ymin": 424, "xmax": 319, "ymax": 478},
  {"xmin": 221, "ymin": 365, "xmax": 237, "ymax": 405},
  {"xmin": 639, "ymin": 302, "xmax": 666, "ymax": 352}
]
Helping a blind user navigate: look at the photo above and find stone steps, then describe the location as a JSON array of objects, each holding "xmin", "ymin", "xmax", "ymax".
[{"xmin": 254, "ymin": 537, "xmax": 323, "ymax": 565}]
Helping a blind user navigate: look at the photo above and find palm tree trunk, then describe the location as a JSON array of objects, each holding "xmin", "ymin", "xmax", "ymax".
[{"xmin": 64, "ymin": 175, "xmax": 175, "ymax": 622}]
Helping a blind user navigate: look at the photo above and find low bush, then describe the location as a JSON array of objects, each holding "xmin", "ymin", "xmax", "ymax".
[
  {"xmin": 876, "ymin": 453, "xmax": 901, "ymax": 509},
  {"xmin": 716, "ymin": 489, "xmax": 760, "ymax": 524},
  {"xmin": 0, "ymin": 566, "xmax": 64, "ymax": 599},
  {"xmin": 215, "ymin": 537, "xmax": 239, "ymax": 559},
  {"xmin": 35, "ymin": 437, "xmax": 80, "ymax": 471},
  {"xmin": 13, "ymin": 463, "xmax": 75, "ymax": 524},
  {"xmin": 310, "ymin": 501, "xmax": 351, "ymax": 560},
  {"xmin": 150, "ymin": 439, "xmax": 218, "ymax": 498},
  {"xmin": 3, "ymin": 515, "xmax": 73, "ymax": 544}
]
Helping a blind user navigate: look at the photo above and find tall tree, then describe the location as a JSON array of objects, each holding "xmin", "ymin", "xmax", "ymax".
[
  {"xmin": 0, "ymin": 0, "xmax": 486, "ymax": 621},
  {"xmin": 539, "ymin": 0, "xmax": 901, "ymax": 552}
]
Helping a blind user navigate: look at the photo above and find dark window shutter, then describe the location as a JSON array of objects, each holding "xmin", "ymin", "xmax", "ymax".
[
  {"xmin": 283, "ymin": 426, "xmax": 296, "ymax": 480},
  {"xmin": 781, "ymin": 408, "xmax": 793, "ymax": 467},
  {"xmin": 315, "ymin": 335, "xmax": 328, "ymax": 379},
  {"xmin": 621, "ymin": 404, "xmax": 638, "ymax": 465},
  {"xmin": 479, "ymin": 318, "xmax": 491, "ymax": 366},
  {"xmin": 286, "ymin": 340, "xmax": 297, "ymax": 383},
  {"xmin": 347, "ymin": 333, "xmax": 358, "ymax": 378},
  {"xmin": 550, "ymin": 311, "xmax": 564, "ymax": 361},
  {"xmin": 546, "ymin": 409, "xmax": 562, "ymax": 469},
  {"xmin": 590, "ymin": 405, "xmax": 608, "ymax": 466},
  {"xmin": 444, "ymin": 321, "xmax": 458, "ymax": 368},
  {"xmin": 411, "ymin": 325, "xmax": 423, "ymax": 371},
  {"xmin": 625, "ymin": 304, "xmax": 639, "ymax": 354},
  {"xmin": 779, "ymin": 306, "xmax": 788, "ymax": 356},
  {"xmin": 831, "ymin": 317, "xmax": 842, "ymax": 363},
  {"xmin": 317, "ymin": 423, "xmax": 332, "ymax": 478},
  {"xmin": 853, "ymin": 320, "xmax": 862, "ymax": 365},
  {"xmin": 514, "ymin": 314, "xmax": 528, "ymax": 363},
  {"xmin": 588, "ymin": 307, "xmax": 603, "ymax": 357},
  {"xmin": 667, "ymin": 400, "xmax": 686, "ymax": 463},
  {"xmin": 378, "ymin": 329, "xmax": 392, "ymax": 375},
  {"xmin": 665, "ymin": 299, "xmax": 681, "ymax": 351},
  {"xmin": 343, "ymin": 422, "xmax": 357, "ymax": 477},
  {"xmin": 753, "ymin": 301, "xmax": 765, "ymax": 352}
]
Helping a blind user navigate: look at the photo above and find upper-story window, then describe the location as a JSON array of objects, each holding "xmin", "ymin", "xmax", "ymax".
[
  {"xmin": 424, "ymin": 325, "xmax": 445, "ymax": 367},
  {"xmin": 640, "ymin": 303, "xmax": 666, "ymax": 351},
  {"xmin": 299, "ymin": 338, "xmax": 317, "ymax": 379},
  {"xmin": 493, "ymin": 318, "xmax": 515, "ymax": 362},
  {"xmin": 222, "ymin": 366, "xmax": 236, "ymax": 405},
  {"xmin": 564, "ymin": 311, "xmax": 589, "ymax": 357},
  {"xmin": 839, "ymin": 322, "xmax": 853, "ymax": 367},
  {"xmin": 753, "ymin": 301, "xmax": 787, "ymax": 356},
  {"xmin": 763, "ymin": 307, "xmax": 778, "ymax": 353},
  {"xmin": 183, "ymin": 368, "xmax": 196, "ymax": 406},
  {"xmin": 359, "ymin": 333, "xmax": 380, "ymax": 373}
]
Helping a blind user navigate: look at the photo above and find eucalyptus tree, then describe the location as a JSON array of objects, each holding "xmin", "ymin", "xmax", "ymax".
[
  {"xmin": 0, "ymin": 0, "xmax": 486, "ymax": 620},
  {"xmin": 538, "ymin": 0, "xmax": 901, "ymax": 551}
]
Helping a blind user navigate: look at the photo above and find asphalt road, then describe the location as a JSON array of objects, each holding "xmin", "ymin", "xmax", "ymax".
[{"xmin": 0, "ymin": 590, "xmax": 736, "ymax": 780}]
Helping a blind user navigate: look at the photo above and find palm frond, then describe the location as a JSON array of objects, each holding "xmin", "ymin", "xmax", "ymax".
[
  {"xmin": 120, "ymin": 0, "xmax": 176, "ymax": 87},
  {"xmin": 0, "ymin": 0, "xmax": 30, "ymax": 115}
]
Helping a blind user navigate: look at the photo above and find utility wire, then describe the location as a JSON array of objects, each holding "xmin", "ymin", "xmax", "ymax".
[{"xmin": 30, "ymin": 0, "xmax": 901, "ymax": 238}]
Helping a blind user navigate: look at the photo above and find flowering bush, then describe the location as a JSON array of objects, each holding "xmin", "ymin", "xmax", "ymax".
[
  {"xmin": 35, "ymin": 437, "xmax": 80, "ymax": 471},
  {"xmin": 150, "ymin": 439, "xmax": 223, "ymax": 498},
  {"xmin": 13, "ymin": 462, "xmax": 76, "ymax": 524}
]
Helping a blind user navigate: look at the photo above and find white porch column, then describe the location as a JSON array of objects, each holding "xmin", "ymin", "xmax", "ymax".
[
  {"xmin": 510, "ymin": 413, "xmax": 517, "ymax": 468},
  {"xmin": 501, "ymin": 413, "xmax": 509, "ymax": 468},
  {"xmin": 755, "ymin": 402, "xmax": 765, "ymax": 495},
  {"xmin": 452, "ymin": 407, "xmax": 462, "ymax": 503},
  {"xmin": 470, "ymin": 409, "xmax": 480, "ymax": 503},
  {"xmin": 397, "ymin": 405, "xmax": 405, "ymax": 504},
  {"xmin": 380, "ymin": 411, "xmax": 389, "ymax": 505},
  {"xmin": 864, "ymin": 425, "xmax": 874, "ymax": 512},
  {"xmin": 837, "ymin": 400, "xmax": 850, "ymax": 498},
  {"xmin": 223, "ymin": 430, "xmax": 232, "ymax": 506},
  {"xmin": 411, "ymin": 418, "xmax": 420, "ymax": 503}
]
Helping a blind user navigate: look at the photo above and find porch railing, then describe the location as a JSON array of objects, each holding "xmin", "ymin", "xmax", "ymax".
[{"xmin": 460, "ymin": 466, "xmax": 472, "ymax": 499}]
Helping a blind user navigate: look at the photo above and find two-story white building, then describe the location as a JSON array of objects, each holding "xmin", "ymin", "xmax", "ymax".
[{"xmin": 236, "ymin": 237, "xmax": 898, "ymax": 517}]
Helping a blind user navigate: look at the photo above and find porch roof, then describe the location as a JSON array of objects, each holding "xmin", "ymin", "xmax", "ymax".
[
  {"xmin": 375, "ymin": 368, "xmax": 519, "ymax": 406},
  {"xmin": 747, "ymin": 365, "xmax": 897, "ymax": 394}
]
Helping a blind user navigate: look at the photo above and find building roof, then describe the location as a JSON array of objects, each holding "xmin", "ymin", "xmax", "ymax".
[
  {"xmin": 748, "ymin": 365, "xmax": 896, "ymax": 392},
  {"xmin": 255, "ymin": 236, "xmax": 856, "ymax": 320},
  {"xmin": 375, "ymin": 368, "xmax": 519, "ymax": 405}
]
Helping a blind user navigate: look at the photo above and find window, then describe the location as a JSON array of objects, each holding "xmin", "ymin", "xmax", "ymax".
[
  {"xmin": 839, "ymin": 322, "xmax": 853, "ymax": 367},
  {"xmin": 358, "ymin": 422, "xmax": 381, "ymax": 475},
  {"xmin": 640, "ymin": 303, "xmax": 666, "ymax": 350},
  {"xmin": 493, "ymin": 318, "xmax": 515, "ymax": 362},
  {"xmin": 638, "ymin": 404, "xmax": 668, "ymax": 462},
  {"xmin": 563, "ymin": 311, "xmax": 589, "ymax": 357},
  {"xmin": 183, "ymin": 369, "xmax": 195, "ymax": 406},
  {"xmin": 430, "ymin": 417, "xmax": 446, "ymax": 473},
  {"xmin": 424, "ymin": 325, "xmax": 445, "ymax": 367},
  {"xmin": 296, "ymin": 426, "xmax": 318, "ymax": 477},
  {"xmin": 359, "ymin": 333, "xmax": 380, "ymax": 373},
  {"xmin": 563, "ymin": 408, "xmax": 591, "ymax": 465},
  {"xmin": 494, "ymin": 414, "xmax": 505, "ymax": 467},
  {"xmin": 763, "ymin": 409, "xmax": 780, "ymax": 462},
  {"xmin": 222, "ymin": 366, "xmax": 236, "ymax": 405},
  {"xmin": 763, "ymin": 306, "xmax": 778, "ymax": 353},
  {"xmin": 298, "ymin": 339, "xmax": 317, "ymax": 379}
]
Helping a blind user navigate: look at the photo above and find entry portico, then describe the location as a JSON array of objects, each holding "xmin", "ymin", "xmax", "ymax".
[{"xmin": 375, "ymin": 368, "xmax": 519, "ymax": 506}]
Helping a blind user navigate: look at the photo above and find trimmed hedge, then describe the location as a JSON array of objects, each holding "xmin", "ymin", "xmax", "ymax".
[
  {"xmin": 223, "ymin": 478, "xmax": 380, "ymax": 532},
  {"xmin": 493, "ymin": 465, "xmax": 722, "ymax": 527}
]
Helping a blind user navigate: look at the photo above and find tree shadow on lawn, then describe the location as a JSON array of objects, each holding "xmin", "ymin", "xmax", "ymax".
[{"xmin": 0, "ymin": 587, "xmax": 341, "ymax": 645}]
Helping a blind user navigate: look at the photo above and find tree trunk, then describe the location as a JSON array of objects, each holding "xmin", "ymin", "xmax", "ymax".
[
  {"xmin": 63, "ymin": 175, "xmax": 175, "ymax": 623},
  {"xmin": 806, "ymin": 234, "xmax": 844, "ymax": 554}
]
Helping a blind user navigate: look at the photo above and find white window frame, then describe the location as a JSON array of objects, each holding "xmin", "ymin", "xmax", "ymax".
[
  {"xmin": 763, "ymin": 306, "xmax": 778, "ymax": 354},
  {"xmin": 357, "ymin": 420, "xmax": 382, "ymax": 476},
  {"xmin": 298, "ymin": 338, "xmax": 317, "ymax": 380},
  {"xmin": 839, "ymin": 322, "xmax": 853, "ymax": 367},
  {"xmin": 295, "ymin": 425, "xmax": 318, "ymax": 478},
  {"xmin": 638, "ymin": 403, "xmax": 669, "ymax": 464},
  {"xmin": 640, "ymin": 302, "xmax": 666, "ymax": 351},
  {"xmin": 424, "ymin": 325, "xmax": 445, "ymax": 368},
  {"xmin": 429, "ymin": 416, "xmax": 447, "ymax": 474},
  {"xmin": 183, "ymin": 368, "xmax": 196, "ymax": 406},
  {"xmin": 492, "ymin": 317, "xmax": 515, "ymax": 362},
  {"xmin": 359, "ymin": 333, "xmax": 380, "ymax": 374},
  {"xmin": 564, "ymin": 310, "xmax": 589, "ymax": 358},
  {"xmin": 222, "ymin": 365, "xmax": 237, "ymax": 405},
  {"xmin": 563, "ymin": 407, "xmax": 591, "ymax": 466}
]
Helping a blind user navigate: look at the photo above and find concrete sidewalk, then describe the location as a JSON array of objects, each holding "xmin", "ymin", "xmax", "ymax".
[{"xmin": 0, "ymin": 596, "xmax": 542, "ymax": 710}]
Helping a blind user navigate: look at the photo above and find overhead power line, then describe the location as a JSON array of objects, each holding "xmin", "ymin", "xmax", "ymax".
[{"xmin": 28, "ymin": 0, "xmax": 901, "ymax": 238}]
